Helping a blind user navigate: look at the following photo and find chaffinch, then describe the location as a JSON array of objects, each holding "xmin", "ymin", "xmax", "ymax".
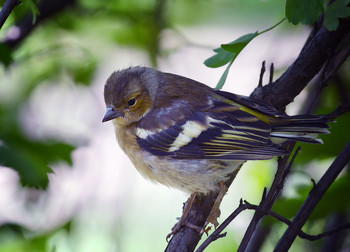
[
  {"xmin": 102, "ymin": 66, "xmax": 329, "ymax": 195},
  {"xmin": 102, "ymin": 66, "xmax": 330, "ymax": 238}
]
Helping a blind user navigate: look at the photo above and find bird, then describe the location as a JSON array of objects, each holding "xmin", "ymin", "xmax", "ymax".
[{"xmin": 102, "ymin": 66, "xmax": 330, "ymax": 237}]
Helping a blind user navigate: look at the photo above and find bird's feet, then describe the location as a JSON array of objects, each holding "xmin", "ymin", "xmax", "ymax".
[
  {"xmin": 166, "ymin": 193, "xmax": 203, "ymax": 241},
  {"xmin": 166, "ymin": 216, "xmax": 203, "ymax": 242},
  {"xmin": 166, "ymin": 184, "xmax": 228, "ymax": 241}
]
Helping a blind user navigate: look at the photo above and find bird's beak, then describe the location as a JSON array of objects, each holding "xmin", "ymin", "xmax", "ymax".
[{"xmin": 102, "ymin": 107, "xmax": 124, "ymax": 122}]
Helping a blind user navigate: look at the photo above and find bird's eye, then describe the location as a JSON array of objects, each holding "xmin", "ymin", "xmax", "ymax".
[{"xmin": 127, "ymin": 98, "xmax": 137, "ymax": 106}]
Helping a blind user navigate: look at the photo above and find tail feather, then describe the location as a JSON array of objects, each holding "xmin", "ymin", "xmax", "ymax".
[{"xmin": 270, "ymin": 115, "xmax": 330, "ymax": 144}]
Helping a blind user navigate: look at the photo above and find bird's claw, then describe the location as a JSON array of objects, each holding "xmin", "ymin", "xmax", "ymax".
[{"xmin": 166, "ymin": 219, "xmax": 203, "ymax": 242}]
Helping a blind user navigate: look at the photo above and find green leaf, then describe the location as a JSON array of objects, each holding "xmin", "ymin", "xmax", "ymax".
[
  {"xmin": 324, "ymin": 0, "xmax": 350, "ymax": 31},
  {"xmin": 204, "ymin": 47, "xmax": 235, "ymax": 68},
  {"xmin": 215, "ymin": 60, "xmax": 234, "ymax": 90},
  {"xmin": 205, "ymin": 32, "xmax": 258, "ymax": 69},
  {"xmin": 0, "ymin": 145, "xmax": 51, "ymax": 189},
  {"xmin": 285, "ymin": 0, "xmax": 324, "ymax": 25},
  {"xmin": 221, "ymin": 32, "xmax": 258, "ymax": 53},
  {"xmin": 0, "ymin": 43, "xmax": 13, "ymax": 67},
  {"xmin": 0, "ymin": 132, "xmax": 75, "ymax": 189},
  {"xmin": 204, "ymin": 19, "xmax": 285, "ymax": 89}
]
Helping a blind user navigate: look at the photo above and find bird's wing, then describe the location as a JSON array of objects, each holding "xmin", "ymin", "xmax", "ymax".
[
  {"xmin": 136, "ymin": 99, "xmax": 288, "ymax": 161},
  {"xmin": 214, "ymin": 90, "xmax": 283, "ymax": 118}
]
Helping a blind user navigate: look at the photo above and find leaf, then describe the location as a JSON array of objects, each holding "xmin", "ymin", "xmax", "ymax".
[
  {"xmin": 215, "ymin": 60, "xmax": 233, "ymax": 90},
  {"xmin": 204, "ymin": 19, "xmax": 284, "ymax": 88},
  {"xmin": 324, "ymin": 0, "xmax": 350, "ymax": 31},
  {"xmin": 0, "ymin": 132, "xmax": 75, "ymax": 189},
  {"xmin": 204, "ymin": 47, "xmax": 235, "ymax": 68},
  {"xmin": 0, "ymin": 145, "xmax": 52, "ymax": 189},
  {"xmin": 221, "ymin": 32, "xmax": 258, "ymax": 53},
  {"xmin": 285, "ymin": 0, "xmax": 324, "ymax": 25},
  {"xmin": 204, "ymin": 32, "xmax": 258, "ymax": 69}
]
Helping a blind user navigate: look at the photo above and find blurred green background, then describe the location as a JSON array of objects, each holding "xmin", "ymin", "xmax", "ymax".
[{"xmin": 0, "ymin": 0, "xmax": 349, "ymax": 251}]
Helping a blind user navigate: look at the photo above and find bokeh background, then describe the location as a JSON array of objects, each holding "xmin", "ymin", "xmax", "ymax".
[{"xmin": 0, "ymin": 0, "xmax": 349, "ymax": 251}]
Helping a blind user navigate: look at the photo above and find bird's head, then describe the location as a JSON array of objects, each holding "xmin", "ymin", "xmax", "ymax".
[{"xmin": 102, "ymin": 67, "xmax": 159, "ymax": 126}]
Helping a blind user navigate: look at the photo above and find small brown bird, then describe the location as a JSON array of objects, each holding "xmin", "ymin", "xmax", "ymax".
[{"xmin": 102, "ymin": 66, "xmax": 329, "ymax": 236}]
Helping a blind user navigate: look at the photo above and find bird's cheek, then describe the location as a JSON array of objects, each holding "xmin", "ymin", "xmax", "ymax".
[
  {"xmin": 112, "ymin": 117, "xmax": 123, "ymax": 125},
  {"xmin": 128, "ymin": 111, "xmax": 143, "ymax": 123},
  {"xmin": 112, "ymin": 111, "xmax": 129, "ymax": 125}
]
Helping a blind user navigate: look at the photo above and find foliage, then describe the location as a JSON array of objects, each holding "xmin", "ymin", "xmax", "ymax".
[
  {"xmin": 204, "ymin": 19, "xmax": 284, "ymax": 89},
  {"xmin": 286, "ymin": 0, "xmax": 350, "ymax": 31},
  {"xmin": 204, "ymin": 0, "xmax": 350, "ymax": 89}
]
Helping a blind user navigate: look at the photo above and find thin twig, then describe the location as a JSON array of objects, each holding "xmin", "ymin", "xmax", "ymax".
[
  {"xmin": 3, "ymin": 0, "xmax": 76, "ymax": 49},
  {"xmin": 274, "ymin": 141, "xmax": 350, "ymax": 251},
  {"xmin": 258, "ymin": 61, "xmax": 266, "ymax": 87},
  {"xmin": 301, "ymin": 222, "xmax": 350, "ymax": 241},
  {"xmin": 303, "ymin": 38, "xmax": 350, "ymax": 114},
  {"xmin": 196, "ymin": 199, "xmax": 250, "ymax": 252},
  {"xmin": 197, "ymin": 197, "xmax": 350, "ymax": 252},
  {"xmin": 282, "ymin": 146, "xmax": 301, "ymax": 183},
  {"xmin": 237, "ymin": 143, "xmax": 296, "ymax": 252},
  {"xmin": 250, "ymin": 17, "xmax": 350, "ymax": 112},
  {"xmin": 269, "ymin": 63, "xmax": 274, "ymax": 84},
  {"xmin": 244, "ymin": 202, "xmax": 350, "ymax": 241},
  {"xmin": 0, "ymin": 0, "xmax": 21, "ymax": 30}
]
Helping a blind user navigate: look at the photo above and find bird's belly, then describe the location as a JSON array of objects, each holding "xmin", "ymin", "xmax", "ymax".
[{"xmin": 138, "ymin": 152, "xmax": 243, "ymax": 194}]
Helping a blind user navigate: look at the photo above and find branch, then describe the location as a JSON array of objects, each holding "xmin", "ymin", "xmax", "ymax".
[
  {"xmin": 250, "ymin": 17, "xmax": 350, "ymax": 112},
  {"xmin": 237, "ymin": 144, "xmax": 299, "ymax": 252},
  {"xmin": 2, "ymin": 0, "xmax": 76, "ymax": 49},
  {"xmin": 196, "ymin": 199, "xmax": 251, "ymax": 252},
  {"xmin": 197, "ymin": 198, "xmax": 350, "ymax": 251},
  {"xmin": 302, "ymin": 34, "xmax": 350, "ymax": 114},
  {"xmin": 274, "ymin": 141, "xmax": 350, "ymax": 251},
  {"xmin": 165, "ymin": 169, "xmax": 241, "ymax": 252},
  {"xmin": 258, "ymin": 61, "xmax": 265, "ymax": 87},
  {"xmin": 245, "ymin": 202, "xmax": 350, "ymax": 241},
  {"xmin": 249, "ymin": 203, "xmax": 350, "ymax": 241},
  {"xmin": 0, "ymin": 0, "xmax": 21, "ymax": 30}
]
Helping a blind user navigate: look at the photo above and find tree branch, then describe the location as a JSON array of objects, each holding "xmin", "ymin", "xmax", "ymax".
[
  {"xmin": 274, "ymin": 141, "xmax": 350, "ymax": 251},
  {"xmin": 258, "ymin": 60, "xmax": 265, "ymax": 87},
  {"xmin": 165, "ymin": 169, "xmax": 241, "ymax": 252},
  {"xmin": 197, "ymin": 198, "xmax": 350, "ymax": 251},
  {"xmin": 196, "ymin": 145, "xmax": 300, "ymax": 251},
  {"xmin": 195, "ymin": 199, "xmax": 251, "ymax": 252},
  {"xmin": 237, "ymin": 144, "xmax": 298, "ymax": 251},
  {"xmin": 0, "ymin": 0, "xmax": 21, "ymax": 30},
  {"xmin": 2, "ymin": 0, "xmax": 76, "ymax": 49},
  {"xmin": 197, "ymin": 199, "xmax": 254, "ymax": 252},
  {"xmin": 250, "ymin": 17, "xmax": 350, "ymax": 112}
]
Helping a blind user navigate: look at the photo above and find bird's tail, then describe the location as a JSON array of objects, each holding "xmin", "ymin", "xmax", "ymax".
[{"xmin": 270, "ymin": 115, "xmax": 330, "ymax": 144}]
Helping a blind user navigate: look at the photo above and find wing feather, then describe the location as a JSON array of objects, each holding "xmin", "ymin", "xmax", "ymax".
[{"xmin": 136, "ymin": 99, "xmax": 289, "ymax": 160}]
